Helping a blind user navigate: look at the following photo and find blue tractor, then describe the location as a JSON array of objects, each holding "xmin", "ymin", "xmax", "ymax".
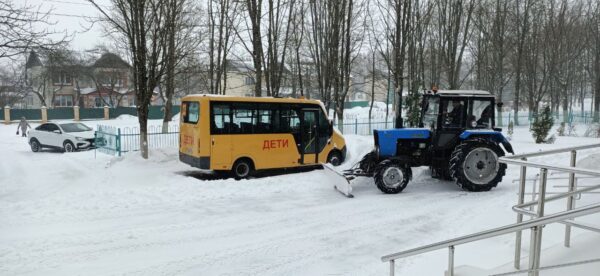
[{"xmin": 339, "ymin": 90, "xmax": 514, "ymax": 195}]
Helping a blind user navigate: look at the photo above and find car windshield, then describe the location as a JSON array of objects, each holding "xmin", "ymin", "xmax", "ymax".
[{"xmin": 60, "ymin": 123, "xmax": 92, "ymax": 133}]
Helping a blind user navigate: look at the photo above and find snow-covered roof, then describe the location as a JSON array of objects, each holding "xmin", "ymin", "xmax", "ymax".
[
  {"xmin": 80, "ymin": 87, "xmax": 96, "ymax": 95},
  {"xmin": 80, "ymin": 87, "xmax": 132, "ymax": 95}
]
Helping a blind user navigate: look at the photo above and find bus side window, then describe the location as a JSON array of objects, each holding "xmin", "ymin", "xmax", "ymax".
[
  {"xmin": 181, "ymin": 101, "xmax": 199, "ymax": 124},
  {"xmin": 232, "ymin": 102, "xmax": 256, "ymax": 134},
  {"xmin": 257, "ymin": 105, "xmax": 273, "ymax": 134},
  {"xmin": 212, "ymin": 104, "xmax": 231, "ymax": 134},
  {"xmin": 279, "ymin": 107, "xmax": 299, "ymax": 133}
]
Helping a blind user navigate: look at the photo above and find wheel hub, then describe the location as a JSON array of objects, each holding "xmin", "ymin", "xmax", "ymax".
[
  {"xmin": 382, "ymin": 167, "xmax": 404, "ymax": 188},
  {"xmin": 463, "ymin": 148, "xmax": 499, "ymax": 185},
  {"xmin": 236, "ymin": 164, "xmax": 249, "ymax": 177}
]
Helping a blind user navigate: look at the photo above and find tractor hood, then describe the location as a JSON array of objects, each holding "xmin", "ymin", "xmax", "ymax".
[{"xmin": 374, "ymin": 128, "xmax": 431, "ymax": 157}]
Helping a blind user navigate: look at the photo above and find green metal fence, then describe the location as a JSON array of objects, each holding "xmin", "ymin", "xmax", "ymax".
[
  {"xmin": 47, "ymin": 107, "xmax": 74, "ymax": 120},
  {"xmin": 109, "ymin": 106, "xmax": 137, "ymax": 118},
  {"xmin": 95, "ymin": 124, "xmax": 179, "ymax": 156},
  {"xmin": 5, "ymin": 105, "xmax": 183, "ymax": 122},
  {"xmin": 344, "ymin": 101, "xmax": 370, "ymax": 109},
  {"xmin": 146, "ymin": 105, "xmax": 180, "ymax": 120},
  {"xmin": 80, "ymin": 108, "xmax": 105, "ymax": 119},
  {"xmin": 500, "ymin": 111, "xmax": 599, "ymax": 126},
  {"xmin": 96, "ymin": 125, "xmax": 121, "ymax": 156},
  {"xmin": 11, "ymin": 108, "xmax": 41, "ymax": 120}
]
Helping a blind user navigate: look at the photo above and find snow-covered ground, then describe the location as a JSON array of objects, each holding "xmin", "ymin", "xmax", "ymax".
[{"xmin": 1, "ymin": 118, "xmax": 599, "ymax": 275}]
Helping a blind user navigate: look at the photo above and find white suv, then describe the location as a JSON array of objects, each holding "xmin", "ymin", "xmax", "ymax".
[{"xmin": 29, "ymin": 122, "xmax": 96, "ymax": 152}]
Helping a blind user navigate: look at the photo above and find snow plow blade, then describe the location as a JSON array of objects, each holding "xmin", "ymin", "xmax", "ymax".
[{"xmin": 322, "ymin": 164, "xmax": 354, "ymax": 198}]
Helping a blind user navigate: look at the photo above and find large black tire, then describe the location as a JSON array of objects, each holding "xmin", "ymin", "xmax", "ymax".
[
  {"xmin": 30, "ymin": 138, "xmax": 41, "ymax": 152},
  {"xmin": 374, "ymin": 160, "xmax": 412, "ymax": 194},
  {"xmin": 232, "ymin": 158, "xmax": 253, "ymax": 179},
  {"xmin": 449, "ymin": 138, "xmax": 506, "ymax": 192}
]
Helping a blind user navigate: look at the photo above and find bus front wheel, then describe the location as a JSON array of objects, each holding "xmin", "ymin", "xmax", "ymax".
[
  {"xmin": 232, "ymin": 158, "xmax": 253, "ymax": 179},
  {"xmin": 327, "ymin": 150, "xmax": 343, "ymax": 166}
]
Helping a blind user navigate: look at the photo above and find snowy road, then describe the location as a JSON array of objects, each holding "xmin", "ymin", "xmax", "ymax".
[{"xmin": 1, "ymin": 120, "xmax": 599, "ymax": 275}]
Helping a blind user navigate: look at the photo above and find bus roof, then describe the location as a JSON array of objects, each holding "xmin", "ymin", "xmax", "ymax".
[{"xmin": 182, "ymin": 94, "xmax": 324, "ymax": 105}]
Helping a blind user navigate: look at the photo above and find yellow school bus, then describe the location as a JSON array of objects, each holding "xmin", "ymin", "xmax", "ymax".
[{"xmin": 179, "ymin": 94, "xmax": 346, "ymax": 178}]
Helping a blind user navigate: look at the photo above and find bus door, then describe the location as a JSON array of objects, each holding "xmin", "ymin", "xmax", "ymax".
[
  {"xmin": 301, "ymin": 109, "xmax": 319, "ymax": 164},
  {"xmin": 210, "ymin": 103, "xmax": 232, "ymax": 170}
]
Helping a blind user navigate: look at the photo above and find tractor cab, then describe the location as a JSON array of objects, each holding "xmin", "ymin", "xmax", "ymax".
[{"xmin": 420, "ymin": 90, "xmax": 496, "ymax": 132}]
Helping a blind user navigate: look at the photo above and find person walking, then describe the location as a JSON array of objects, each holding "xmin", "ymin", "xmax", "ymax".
[{"xmin": 16, "ymin": 117, "xmax": 31, "ymax": 137}]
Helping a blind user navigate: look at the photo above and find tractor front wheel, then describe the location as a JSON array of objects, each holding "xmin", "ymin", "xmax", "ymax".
[
  {"xmin": 449, "ymin": 139, "xmax": 506, "ymax": 192},
  {"xmin": 374, "ymin": 160, "xmax": 412, "ymax": 194}
]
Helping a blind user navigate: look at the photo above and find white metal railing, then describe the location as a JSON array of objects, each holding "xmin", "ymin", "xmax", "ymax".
[{"xmin": 381, "ymin": 143, "xmax": 600, "ymax": 276}]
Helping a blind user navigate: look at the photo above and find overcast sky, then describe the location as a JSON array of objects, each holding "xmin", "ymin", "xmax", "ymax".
[{"xmin": 24, "ymin": 0, "xmax": 112, "ymax": 52}]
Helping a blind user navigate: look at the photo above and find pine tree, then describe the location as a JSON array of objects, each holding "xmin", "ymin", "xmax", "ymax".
[
  {"xmin": 531, "ymin": 105, "xmax": 554, "ymax": 143},
  {"xmin": 405, "ymin": 89, "xmax": 421, "ymax": 127}
]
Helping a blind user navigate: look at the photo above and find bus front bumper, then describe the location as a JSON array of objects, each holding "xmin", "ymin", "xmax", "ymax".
[{"xmin": 179, "ymin": 153, "xmax": 210, "ymax": 170}]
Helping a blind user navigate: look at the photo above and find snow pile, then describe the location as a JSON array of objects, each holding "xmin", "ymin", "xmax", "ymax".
[
  {"xmin": 170, "ymin": 112, "xmax": 180, "ymax": 122},
  {"xmin": 1, "ymin": 117, "xmax": 600, "ymax": 275},
  {"xmin": 115, "ymin": 114, "xmax": 137, "ymax": 121},
  {"xmin": 577, "ymin": 153, "xmax": 600, "ymax": 170}
]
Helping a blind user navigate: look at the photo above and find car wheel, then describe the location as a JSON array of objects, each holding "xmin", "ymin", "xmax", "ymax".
[
  {"xmin": 63, "ymin": 141, "xmax": 76, "ymax": 153},
  {"xmin": 30, "ymin": 139, "xmax": 41, "ymax": 152}
]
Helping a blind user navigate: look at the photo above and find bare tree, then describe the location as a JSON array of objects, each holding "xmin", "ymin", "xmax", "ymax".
[
  {"xmin": 264, "ymin": 0, "xmax": 295, "ymax": 97},
  {"xmin": 89, "ymin": 0, "xmax": 169, "ymax": 159},
  {"xmin": 243, "ymin": 0, "xmax": 265, "ymax": 97},
  {"xmin": 207, "ymin": 0, "xmax": 239, "ymax": 95},
  {"xmin": 160, "ymin": 0, "xmax": 203, "ymax": 133},
  {"xmin": 373, "ymin": 0, "xmax": 412, "ymax": 128},
  {"xmin": 0, "ymin": 63, "xmax": 28, "ymax": 107},
  {"xmin": 589, "ymin": 0, "xmax": 600, "ymax": 122},
  {"xmin": 0, "ymin": 0, "xmax": 68, "ymax": 60},
  {"xmin": 436, "ymin": 0, "xmax": 476, "ymax": 90}
]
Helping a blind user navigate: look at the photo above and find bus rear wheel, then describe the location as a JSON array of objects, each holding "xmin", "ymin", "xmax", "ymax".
[{"xmin": 232, "ymin": 159, "xmax": 253, "ymax": 179}]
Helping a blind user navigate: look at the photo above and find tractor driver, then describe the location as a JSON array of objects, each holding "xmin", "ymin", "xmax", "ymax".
[{"xmin": 446, "ymin": 100, "xmax": 464, "ymax": 126}]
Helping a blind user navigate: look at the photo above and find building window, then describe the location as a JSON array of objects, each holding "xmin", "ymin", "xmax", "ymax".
[
  {"xmin": 54, "ymin": 95, "xmax": 73, "ymax": 107},
  {"xmin": 245, "ymin": 76, "xmax": 255, "ymax": 85},
  {"xmin": 94, "ymin": 96, "xmax": 113, "ymax": 107},
  {"xmin": 101, "ymin": 75, "xmax": 123, "ymax": 87},
  {"xmin": 53, "ymin": 73, "xmax": 72, "ymax": 86}
]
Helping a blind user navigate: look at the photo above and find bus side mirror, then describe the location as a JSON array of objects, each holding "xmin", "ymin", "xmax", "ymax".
[{"xmin": 328, "ymin": 119, "xmax": 333, "ymax": 135}]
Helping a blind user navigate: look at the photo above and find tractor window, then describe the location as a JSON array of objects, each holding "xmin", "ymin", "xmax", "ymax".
[
  {"xmin": 441, "ymin": 99, "xmax": 465, "ymax": 128},
  {"xmin": 469, "ymin": 100, "xmax": 493, "ymax": 129},
  {"xmin": 422, "ymin": 97, "xmax": 439, "ymax": 129}
]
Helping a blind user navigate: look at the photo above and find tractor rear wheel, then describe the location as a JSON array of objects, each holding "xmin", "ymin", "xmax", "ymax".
[
  {"xmin": 449, "ymin": 138, "xmax": 506, "ymax": 192},
  {"xmin": 374, "ymin": 160, "xmax": 411, "ymax": 194}
]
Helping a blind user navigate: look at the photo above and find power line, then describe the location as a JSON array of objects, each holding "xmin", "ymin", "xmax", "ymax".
[
  {"xmin": 44, "ymin": 0, "xmax": 111, "ymax": 9},
  {"xmin": 47, "ymin": 12, "xmax": 101, "ymax": 20}
]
